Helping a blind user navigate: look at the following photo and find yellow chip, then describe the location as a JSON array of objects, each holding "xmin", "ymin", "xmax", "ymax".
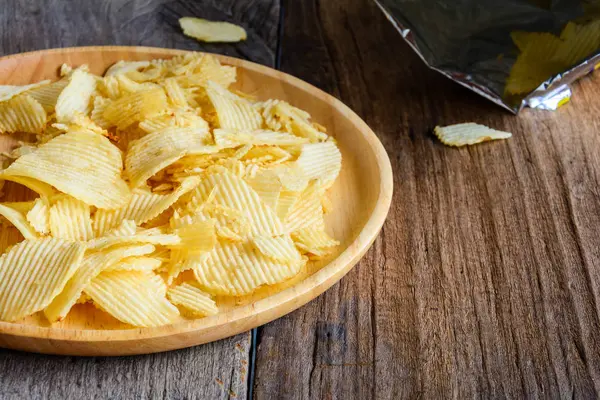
[
  {"xmin": 139, "ymin": 109, "xmax": 209, "ymax": 133},
  {"xmin": 26, "ymin": 197, "xmax": 50, "ymax": 235},
  {"xmin": 4, "ymin": 130, "xmax": 131, "ymax": 209},
  {"xmin": 214, "ymin": 129, "xmax": 308, "ymax": 148},
  {"xmin": 193, "ymin": 239, "xmax": 305, "ymax": 295},
  {"xmin": 90, "ymin": 96, "xmax": 112, "ymax": 129},
  {"xmin": 197, "ymin": 171, "xmax": 286, "ymax": 237},
  {"xmin": 116, "ymin": 75, "xmax": 161, "ymax": 95},
  {"xmin": 206, "ymin": 81, "xmax": 262, "ymax": 131},
  {"xmin": 296, "ymin": 142, "xmax": 342, "ymax": 188},
  {"xmin": 292, "ymin": 226, "xmax": 339, "ymax": 257},
  {"xmin": 174, "ymin": 54, "xmax": 237, "ymax": 89},
  {"xmin": 179, "ymin": 17, "xmax": 247, "ymax": 43},
  {"xmin": 0, "ymin": 238, "xmax": 85, "ymax": 322},
  {"xmin": 26, "ymin": 79, "xmax": 69, "ymax": 112},
  {"xmin": 276, "ymin": 190, "xmax": 300, "ymax": 221},
  {"xmin": 87, "ymin": 227, "xmax": 181, "ymax": 250},
  {"xmin": 44, "ymin": 243, "xmax": 155, "ymax": 322},
  {"xmin": 0, "ymin": 94, "xmax": 47, "ymax": 134},
  {"xmin": 103, "ymin": 88, "xmax": 168, "ymax": 129},
  {"xmin": 0, "ymin": 203, "xmax": 38, "ymax": 239},
  {"xmin": 104, "ymin": 219, "xmax": 137, "ymax": 237},
  {"xmin": 434, "ymin": 123, "xmax": 512, "ymax": 147},
  {"xmin": 2, "ymin": 200, "xmax": 35, "ymax": 215},
  {"xmin": 55, "ymin": 69, "xmax": 97, "ymax": 123},
  {"xmin": 244, "ymin": 169, "xmax": 281, "ymax": 210},
  {"xmin": 167, "ymin": 282, "xmax": 218, "ymax": 317},
  {"xmin": 0, "ymin": 175, "xmax": 56, "ymax": 198},
  {"xmin": 125, "ymin": 127, "xmax": 211, "ymax": 187},
  {"xmin": 49, "ymin": 196, "xmax": 93, "ymax": 241},
  {"xmin": 172, "ymin": 219, "xmax": 216, "ymax": 256},
  {"xmin": 285, "ymin": 183, "xmax": 324, "ymax": 232},
  {"xmin": 252, "ymin": 234, "xmax": 302, "ymax": 262},
  {"xmin": 0, "ymin": 80, "xmax": 51, "ymax": 102},
  {"xmin": 272, "ymin": 163, "xmax": 310, "ymax": 192},
  {"xmin": 85, "ymin": 270, "xmax": 179, "ymax": 327},
  {"xmin": 105, "ymin": 256, "xmax": 163, "ymax": 272},
  {"xmin": 105, "ymin": 60, "xmax": 151, "ymax": 77},
  {"xmin": 260, "ymin": 100, "xmax": 327, "ymax": 142},
  {"xmin": 162, "ymin": 77, "xmax": 188, "ymax": 108},
  {"xmin": 93, "ymin": 177, "xmax": 200, "ymax": 236}
]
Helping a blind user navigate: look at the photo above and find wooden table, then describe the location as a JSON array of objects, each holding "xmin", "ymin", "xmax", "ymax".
[{"xmin": 1, "ymin": 0, "xmax": 599, "ymax": 398}]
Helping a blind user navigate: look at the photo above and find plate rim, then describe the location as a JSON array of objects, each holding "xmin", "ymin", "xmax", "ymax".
[{"xmin": 0, "ymin": 46, "xmax": 393, "ymax": 345}]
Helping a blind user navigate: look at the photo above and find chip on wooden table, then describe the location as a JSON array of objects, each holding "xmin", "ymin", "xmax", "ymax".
[
  {"xmin": 434, "ymin": 123, "xmax": 512, "ymax": 147},
  {"xmin": 179, "ymin": 17, "xmax": 247, "ymax": 43}
]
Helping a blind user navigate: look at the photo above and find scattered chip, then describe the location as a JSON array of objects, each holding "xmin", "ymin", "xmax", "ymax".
[
  {"xmin": 434, "ymin": 123, "xmax": 512, "ymax": 147},
  {"xmin": 179, "ymin": 17, "xmax": 247, "ymax": 43},
  {"xmin": 167, "ymin": 282, "xmax": 218, "ymax": 317}
]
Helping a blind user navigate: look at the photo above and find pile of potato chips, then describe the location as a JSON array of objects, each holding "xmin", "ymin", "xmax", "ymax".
[{"xmin": 0, "ymin": 53, "xmax": 342, "ymax": 327}]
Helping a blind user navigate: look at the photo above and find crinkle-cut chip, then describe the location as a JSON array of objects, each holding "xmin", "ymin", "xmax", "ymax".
[
  {"xmin": 55, "ymin": 69, "xmax": 97, "ymax": 123},
  {"xmin": 44, "ymin": 243, "xmax": 155, "ymax": 322},
  {"xmin": 125, "ymin": 126, "xmax": 211, "ymax": 188},
  {"xmin": 162, "ymin": 77, "xmax": 188, "ymax": 108},
  {"xmin": 179, "ymin": 17, "xmax": 247, "ymax": 43},
  {"xmin": 116, "ymin": 75, "xmax": 162, "ymax": 95},
  {"xmin": 183, "ymin": 54, "xmax": 236, "ymax": 88},
  {"xmin": 139, "ymin": 109, "xmax": 209, "ymax": 133},
  {"xmin": 26, "ymin": 79, "xmax": 69, "ymax": 112},
  {"xmin": 245, "ymin": 169, "xmax": 281, "ymax": 210},
  {"xmin": 91, "ymin": 96, "xmax": 112, "ymax": 129},
  {"xmin": 105, "ymin": 256, "xmax": 163, "ymax": 272},
  {"xmin": 0, "ymin": 203, "xmax": 38, "ymax": 239},
  {"xmin": 205, "ymin": 81, "xmax": 262, "ymax": 131},
  {"xmin": 0, "ymin": 94, "xmax": 47, "ymax": 134},
  {"xmin": 197, "ymin": 171, "xmax": 286, "ymax": 237},
  {"xmin": 104, "ymin": 219, "xmax": 137, "ymax": 237},
  {"xmin": 0, "ymin": 80, "xmax": 51, "ymax": 103},
  {"xmin": 173, "ymin": 219, "xmax": 216, "ymax": 256},
  {"xmin": 126, "ymin": 64, "xmax": 167, "ymax": 83},
  {"xmin": 105, "ymin": 60, "xmax": 151, "ymax": 77},
  {"xmin": 285, "ymin": 183, "xmax": 324, "ymax": 232},
  {"xmin": 260, "ymin": 100, "xmax": 327, "ymax": 142},
  {"xmin": 85, "ymin": 270, "xmax": 179, "ymax": 327},
  {"xmin": 272, "ymin": 163, "xmax": 310, "ymax": 192},
  {"xmin": 321, "ymin": 193, "xmax": 333, "ymax": 214},
  {"xmin": 240, "ymin": 146, "xmax": 289, "ymax": 165},
  {"xmin": 192, "ymin": 239, "xmax": 305, "ymax": 296},
  {"xmin": 103, "ymin": 88, "xmax": 167, "ymax": 130},
  {"xmin": 0, "ymin": 238, "xmax": 86, "ymax": 322},
  {"xmin": 434, "ymin": 123, "xmax": 512, "ymax": 147},
  {"xmin": 87, "ymin": 229, "xmax": 180, "ymax": 250},
  {"xmin": 252, "ymin": 235, "xmax": 302, "ymax": 262},
  {"xmin": 4, "ymin": 130, "xmax": 130, "ymax": 209},
  {"xmin": 56, "ymin": 115, "xmax": 108, "ymax": 137},
  {"xmin": 98, "ymin": 76, "xmax": 121, "ymax": 99},
  {"xmin": 167, "ymin": 282, "xmax": 218, "ymax": 317},
  {"xmin": 214, "ymin": 129, "xmax": 308, "ymax": 148},
  {"xmin": 276, "ymin": 190, "xmax": 300, "ymax": 221},
  {"xmin": 296, "ymin": 142, "xmax": 342, "ymax": 188},
  {"xmin": 93, "ymin": 177, "xmax": 200, "ymax": 236},
  {"xmin": 292, "ymin": 226, "xmax": 339, "ymax": 257},
  {"xmin": 49, "ymin": 196, "xmax": 93, "ymax": 241},
  {"xmin": 233, "ymin": 144, "xmax": 253, "ymax": 160},
  {"xmin": 0, "ymin": 175, "xmax": 56, "ymax": 197},
  {"xmin": 26, "ymin": 197, "xmax": 50, "ymax": 235}
]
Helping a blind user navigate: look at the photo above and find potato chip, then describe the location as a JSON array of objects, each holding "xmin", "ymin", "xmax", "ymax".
[
  {"xmin": 179, "ymin": 17, "xmax": 247, "ymax": 43},
  {"xmin": 296, "ymin": 142, "xmax": 342, "ymax": 188},
  {"xmin": 87, "ymin": 227, "xmax": 180, "ymax": 250},
  {"xmin": 172, "ymin": 219, "xmax": 216, "ymax": 256},
  {"xmin": 206, "ymin": 81, "xmax": 262, "ymax": 131},
  {"xmin": 245, "ymin": 169, "xmax": 281, "ymax": 209},
  {"xmin": 174, "ymin": 54, "xmax": 237, "ymax": 90},
  {"xmin": 103, "ymin": 87, "xmax": 167, "ymax": 129},
  {"xmin": 125, "ymin": 126, "xmax": 211, "ymax": 187},
  {"xmin": 162, "ymin": 77, "xmax": 188, "ymax": 108},
  {"xmin": 105, "ymin": 256, "xmax": 163, "ymax": 272},
  {"xmin": 260, "ymin": 100, "xmax": 327, "ymax": 142},
  {"xmin": 434, "ymin": 123, "xmax": 512, "ymax": 147},
  {"xmin": 0, "ymin": 80, "xmax": 51, "ymax": 103},
  {"xmin": 139, "ymin": 109, "xmax": 209, "ymax": 133},
  {"xmin": 0, "ymin": 175, "xmax": 56, "ymax": 197},
  {"xmin": 214, "ymin": 129, "xmax": 308, "ymax": 147},
  {"xmin": 276, "ymin": 190, "xmax": 300, "ymax": 221},
  {"xmin": 3, "ymin": 200, "xmax": 35, "ymax": 215},
  {"xmin": 167, "ymin": 282, "xmax": 218, "ymax": 317},
  {"xmin": 49, "ymin": 196, "xmax": 93, "ymax": 241},
  {"xmin": 197, "ymin": 171, "xmax": 286, "ymax": 237},
  {"xmin": 44, "ymin": 243, "xmax": 155, "ymax": 322},
  {"xmin": 90, "ymin": 96, "xmax": 112, "ymax": 129},
  {"xmin": 116, "ymin": 75, "xmax": 161, "ymax": 95},
  {"xmin": 252, "ymin": 234, "xmax": 302, "ymax": 262},
  {"xmin": 4, "ymin": 130, "xmax": 131, "ymax": 209},
  {"xmin": 0, "ymin": 238, "xmax": 85, "ymax": 321},
  {"xmin": 105, "ymin": 60, "xmax": 151, "ymax": 77},
  {"xmin": 0, "ymin": 94, "xmax": 47, "ymax": 134},
  {"xmin": 85, "ymin": 270, "xmax": 179, "ymax": 327},
  {"xmin": 272, "ymin": 163, "xmax": 310, "ymax": 192},
  {"xmin": 0, "ymin": 203, "xmax": 38, "ymax": 239},
  {"xmin": 26, "ymin": 197, "xmax": 50, "ymax": 235},
  {"xmin": 26, "ymin": 79, "xmax": 69, "ymax": 112},
  {"xmin": 55, "ymin": 69, "xmax": 97, "ymax": 123},
  {"xmin": 285, "ymin": 183, "xmax": 324, "ymax": 232},
  {"xmin": 292, "ymin": 226, "xmax": 339, "ymax": 257}
]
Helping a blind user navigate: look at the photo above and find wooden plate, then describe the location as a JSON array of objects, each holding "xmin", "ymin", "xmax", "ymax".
[{"xmin": 0, "ymin": 46, "xmax": 393, "ymax": 356}]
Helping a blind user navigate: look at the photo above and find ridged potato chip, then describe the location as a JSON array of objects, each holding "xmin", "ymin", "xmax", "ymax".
[
  {"xmin": 26, "ymin": 197, "xmax": 50, "ymax": 235},
  {"xmin": 434, "ymin": 123, "xmax": 512, "ymax": 147},
  {"xmin": 0, "ymin": 175, "xmax": 56, "ymax": 198},
  {"xmin": 105, "ymin": 60, "xmax": 151, "ymax": 77},
  {"xmin": 276, "ymin": 190, "xmax": 300, "ymax": 221},
  {"xmin": 0, "ymin": 203, "xmax": 38, "ymax": 239},
  {"xmin": 4, "ymin": 130, "xmax": 130, "ymax": 209},
  {"xmin": 26, "ymin": 79, "xmax": 69, "ymax": 112},
  {"xmin": 0, "ymin": 238, "xmax": 85, "ymax": 321},
  {"xmin": 252, "ymin": 235, "xmax": 302, "ymax": 262},
  {"xmin": 55, "ymin": 69, "xmax": 97, "ymax": 123},
  {"xmin": 296, "ymin": 142, "xmax": 342, "ymax": 188},
  {"xmin": 49, "ymin": 196, "xmax": 93, "ymax": 241},
  {"xmin": 206, "ymin": 81, "xmax": 262, "ymax": 131},
  {"xmin": 103, "ymin": 88, "xmax": 167, "ymax": 129},
  {"xmin": 245, "ymin": 169, "xmax": 281, "ymax": 210},
  {"xmin": 105, "ymin": 256, "xmax": 163, "ymax": 272},
  {"xmin": 0, "ymin": 94, "xmax": 47, "ymax": 134},
  {"xmin": 260, "ymin": 100, "xmax": 327, "ymax": 142},
  {"xmin": 167, "ymin": 282, "xmax": 218, "ymax": 316},
  {"xmin": 179, "ymin": 17, "xmax": 247, "ymax": 43},
  {"xmin": 85, "ymin": 270, "xmax": 179, "ymax": 327},
  {"xmin": 44, "ymin": 243, "xmax": 155, "ymax": 322},
  {"xmin": 172, "ymin": 219, "xmax": 216, "ymax": 256},
  {"xmin": 90, "ymin": 96, "xmax": 112, "ymax": 129},
  {"xmin": 0, "ymin": 80, "xmax": 51, "ymax": 102},
  {"xmin": 292, "ymin": 226, "xmax": 339, "ymax": 258},
  {"xmin": 285, "ymin": 183, "xmax": 324, "ymax": 232},
  {"xmin": 87, "ymin": 228, "xmax": 181, "ymax": 250}
]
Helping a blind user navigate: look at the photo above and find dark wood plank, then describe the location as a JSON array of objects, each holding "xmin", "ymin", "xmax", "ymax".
[
  {"xmin": 0, "ymin": 0, "xmax": 280, "ymax": 398},
  {"xmin": 254, "ymin": 0, "xmax": 600, "ymax": 398}
]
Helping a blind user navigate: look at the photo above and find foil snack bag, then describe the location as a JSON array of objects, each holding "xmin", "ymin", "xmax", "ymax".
[{"xmin": 375, "ymin": 0, "xmax": 600, "ymax": 112}]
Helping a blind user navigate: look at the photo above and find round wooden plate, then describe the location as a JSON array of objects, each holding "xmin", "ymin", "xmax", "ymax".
[{"xmin": 0, "ymin": 46, "xmax": 393, "ymax": 356}]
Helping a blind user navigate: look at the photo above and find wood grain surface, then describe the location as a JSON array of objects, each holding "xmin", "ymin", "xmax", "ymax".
[{"xmin": 1, "ymin": 0, "xmax": 600, "ymax": 399}]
